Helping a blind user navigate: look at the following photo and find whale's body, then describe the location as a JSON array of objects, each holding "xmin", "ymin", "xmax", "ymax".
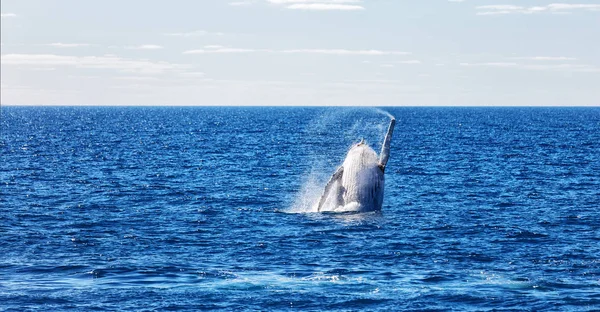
[{"xmin": 316, "ymin": 118, "xmax": 395, "ymax": 213}]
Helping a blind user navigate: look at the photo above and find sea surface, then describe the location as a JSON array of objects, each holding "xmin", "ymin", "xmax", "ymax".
[{"xmin": 1, "ymin": 106, "xmax": 599, "ymax": 311}]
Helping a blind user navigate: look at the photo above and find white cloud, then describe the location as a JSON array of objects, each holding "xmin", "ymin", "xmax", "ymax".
[
  {"xmin": 476, "ymin": 4, "xmax": 600, "ymax": 15},
  {"xmin": 182, "ymin": 47, "xmax": 409, "ymax": 55},
  {"xmin": 184, "ymin": 48, "xmax": 257, "ymax": 54},
  {"xmin": 230, "ymin": 1, "xmax": 367, "ymax": 11},
  {"xmin": 164, "ymin": 30, "xmax": 224, "ymax": 37},
  {"xmin": 1, "ymin": 13, "xmax": 17, "ymax": 18},
  {"xmin": 266, "ymin": 0, "xmax": 364, "ymax": 11},
  {"xmin": 47, "ymin": 43, "xmax": 93, "ymax": 48},
  {"xmin": 1, "ymin": 54, "xmax": 189, "ymax": 74},
  {"xmin": 125, "ymin": 44, "xmax": 164, "ymax": 50}
]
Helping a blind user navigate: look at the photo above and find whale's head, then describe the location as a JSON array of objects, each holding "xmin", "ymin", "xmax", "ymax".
[
  {"xmin": 351, "ymin": 138, "xmax": 366, "ymax": 149},
  {"xmin": 345, "ymin": 139, "xmax": 379, "ymax": 169}
]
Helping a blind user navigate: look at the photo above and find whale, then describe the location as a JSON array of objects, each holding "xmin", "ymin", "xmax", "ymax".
[{"xmin": 316, "ymin": 117, "xmax": 396, "ymax": 212}]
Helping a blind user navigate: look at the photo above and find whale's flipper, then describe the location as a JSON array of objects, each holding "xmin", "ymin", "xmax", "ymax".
[
  {"xmin": 378, "ymin": 118, "xmax": 396, "ymax": 171},
  {"xmin": 316, "ymin": 166, "xmax": 344, "ymax": 212}
]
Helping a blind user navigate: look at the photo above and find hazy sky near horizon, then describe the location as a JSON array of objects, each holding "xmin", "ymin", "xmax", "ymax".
[{"xmin": 1, "ymin": 0, "xmax": 599, "ymax": 106}]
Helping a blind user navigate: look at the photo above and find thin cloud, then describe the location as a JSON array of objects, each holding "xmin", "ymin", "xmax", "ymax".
[
  {"xmin": 115, "ymin": 76, "xmax": 161, "ymax": 81},
  {"xmin": 126, "ymin": 45, "xmax": 164, "ymax": 50},
  {"xmin": 27, "ymin": 67, "xmax": 57, "ymax": 71},
  {"xmin": 1, "ymin": 54, "xmax": 189, "ymax": 74},
  {"xmin": 523, "ymin": 64, "xmax": 600, "ymax": 72},
  {"xmin": 476, "ymin": 4, "xmax": 600, "ymax": 15},
  {"xmin": 179, "ymin": 71, "xmax": 206, "ymax": 76},
  {"xmin": 183, "ymin": 47, "xmax": 409, "ymax": 55},
  {"xmin": 460, "ymin": 60, "xmax": 599, "ymax": 72},
  {"xmin": 47, "ymin": 43, "xmax": 93, "ymax": 48},
  {"xmin": 231, "ymin": 0, "xmax": 366, "ymax": 11},
  {"xmin": 184, "ymin": 48, "xmax": 257, "ymax": 54},
  {"xmin": 164, "ymin": 30, "xmax": 225, "ymax": 37},
  {"xmin": 547, "ymin": 4, "xmax": 600, "ymax": 10},
  {"xmin": 267, "ymin": 0, "xmax": 365, "ymax": 11},
  {"xmin": 229, "ymin": 0, "xmax": 256, "ymax": 6},
  {"xmin": 267, "ymin": 0, "xmax": 361, "ymax": 3},
  {"xmin": 286, "ymin": 3, "xmax": 364, "ymax": 10},
  {"xmin": 280, "ymin": 49, "xmax": 408, "ymax": 55},
  {"xmin": 460, "ymin": 62, "xmax": 518, "ymax": 67},
  {"xmin": 1, "ymin": 13, "xmax": 17, "ymax": 18},
  {"xmin": 396, "ymin": 60, "xmax": 421, "ymax": 64},
  {"xmin": 478, "ymin": 5, "xmax": 523, "ymax": 11},
  {"xmin": 512, "ymin": 56, "xmax": 578, "ymax": 61}
]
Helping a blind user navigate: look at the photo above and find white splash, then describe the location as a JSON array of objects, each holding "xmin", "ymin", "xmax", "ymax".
[
  {"xmin": 288, "ymin": 168, "xmax": 325, "ymax": 213},
  {"xmin": 374, "ymin": 107, "xmax": 395, "ymax": 120}
]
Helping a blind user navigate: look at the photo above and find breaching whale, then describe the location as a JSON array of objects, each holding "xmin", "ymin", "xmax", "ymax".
[{"xmin": 316, "ymin": 117, "xmax": 396, "ymax": 212}]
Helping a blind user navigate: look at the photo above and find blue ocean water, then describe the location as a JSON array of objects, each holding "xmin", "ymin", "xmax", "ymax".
[{"xmin": 1, "ymin": 106, "xmax": 599, "ymax": 311}]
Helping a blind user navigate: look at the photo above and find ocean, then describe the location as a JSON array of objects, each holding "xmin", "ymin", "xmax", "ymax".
[{"xmin": 1, "ymin": 106, "xmax": 599, "ymax": 311}]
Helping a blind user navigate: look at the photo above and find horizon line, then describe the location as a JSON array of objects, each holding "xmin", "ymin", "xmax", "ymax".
[{"xmin": 2, "ymin": 104, "xmax": 599, "ymax": 108}]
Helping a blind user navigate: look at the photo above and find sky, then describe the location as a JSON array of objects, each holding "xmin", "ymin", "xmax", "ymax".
[{"xmin": 1, "ymin": 0, "xmax": 599, "ymax": 106}]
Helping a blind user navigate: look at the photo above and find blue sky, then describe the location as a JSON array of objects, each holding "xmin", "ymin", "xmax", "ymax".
[{"xmin": 1, "ymin": 0, "xmax": 599, "ymax": 106}]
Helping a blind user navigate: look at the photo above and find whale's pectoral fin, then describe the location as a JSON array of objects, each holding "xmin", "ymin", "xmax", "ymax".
[
  {"xmin": 316, "ymin": 166, "xmax": 344, "ymax": 212},
  {"xmin": 378, "ymin": 118, "xmax": 396, "ymax": 171}
]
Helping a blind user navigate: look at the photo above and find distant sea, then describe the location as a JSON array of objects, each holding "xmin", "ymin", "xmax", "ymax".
[{"xmin": 1, "ymin": 106, "xmax": 599, "ymax": 311}]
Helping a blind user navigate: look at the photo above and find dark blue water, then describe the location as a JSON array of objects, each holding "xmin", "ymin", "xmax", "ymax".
[{"xmin": 1, "ymin": 106, "xmax": 599, "ymax": 311}]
